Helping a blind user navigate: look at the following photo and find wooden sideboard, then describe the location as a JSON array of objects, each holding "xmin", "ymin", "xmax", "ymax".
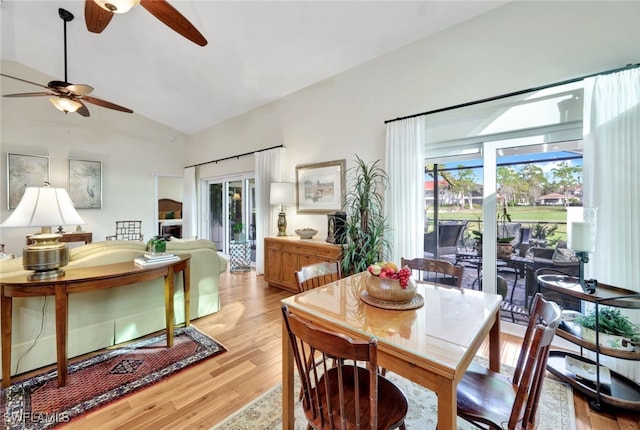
[{"xmin": 264, "ymin": 237, "xmax": 342, "ymax": 293}]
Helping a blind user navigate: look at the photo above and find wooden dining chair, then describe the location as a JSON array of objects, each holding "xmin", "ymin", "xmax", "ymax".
[
  {"xmin": 454, "ymin": 293, "xmax": 561, "ymax": 429},
  {"xmin": 295, "ymin": 261, "xmax": 342, "ymax": 293},
  {"xmin": 281, "ymin": 305, "xmax": 408, "ymax": 430},
  {"xmin": 401, "ymin": 257, "xmax": 464, "ymax": 288}
]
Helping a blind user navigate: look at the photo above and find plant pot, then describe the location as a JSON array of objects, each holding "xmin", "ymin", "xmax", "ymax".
[
  {"xmin": 496, "ymin": 243, "xmax": 513, "ymax": 259},
  {"xmin": 581, "ymin": 327, "xmax": 638, "ymax": 352}
]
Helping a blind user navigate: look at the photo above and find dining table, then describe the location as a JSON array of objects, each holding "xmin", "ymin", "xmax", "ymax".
[{"xmin": 281, "ymin": 272, "xmax": 502, "ymax": 430}]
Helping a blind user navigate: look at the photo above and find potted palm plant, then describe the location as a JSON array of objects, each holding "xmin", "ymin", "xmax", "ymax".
[
  {"xmin": 340, "ymin": 155, "xmax": 389, "ymax": 276},
  {"xmin": 470, "ymin": 206, "xmax": 515, "ymax": 258}
]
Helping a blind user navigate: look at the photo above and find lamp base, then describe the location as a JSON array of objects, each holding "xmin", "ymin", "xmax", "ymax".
[
  {"xmin": 22, "ymin": 233, "xmax": 69, "ymax": 280},
  {"xmin": 27, "ymin": 268, "xmax": 66, "ymax": 281},
  {"xmin": 576, "ymin": 251, "xmax": 597, "ymax": 294},
  {"xmin": 277, "ymin": 210, "xmax": 287, "ymax": 236}
]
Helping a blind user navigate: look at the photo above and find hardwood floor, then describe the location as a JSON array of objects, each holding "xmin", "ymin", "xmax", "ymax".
[{"xmin": 60, "ymin": 270, "xmax": 638, "ymax": 429}]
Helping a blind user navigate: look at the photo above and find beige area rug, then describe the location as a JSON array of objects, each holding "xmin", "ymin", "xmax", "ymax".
[{"xmin": 212, "ymin": 359, "xmax": 576, "ymax": 430}]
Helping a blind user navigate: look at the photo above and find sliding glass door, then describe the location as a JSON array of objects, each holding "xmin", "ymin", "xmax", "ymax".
[{"xmin": 206, "ymin": 175, "xmax": 256, "ymax": 262}]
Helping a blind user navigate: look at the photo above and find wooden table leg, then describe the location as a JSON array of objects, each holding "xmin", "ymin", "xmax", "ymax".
[
  {"xmin": 1, "ymin": 290, "xmax": 13, "ymax": 388},
  {"xmin": 489, "ymin": 310, "xmax": 501, "ymax": 372},
  {"xmin": 183, "ymin": 259, "xmax": 190, "ymax": 327},
  {"xmin": 165, "ymin": 265, "xmax": 175, "ymax": 347},
  {"xmin": 282, "ymin": 317, "xmax": 294, "ymax": 430},
  {"xmin": 437, "ymin": 375, "xmax": 456, "ymax": 430},
  {"xmin": 55, "ymin": 284, "xmax": 69, "ymax": 387}
]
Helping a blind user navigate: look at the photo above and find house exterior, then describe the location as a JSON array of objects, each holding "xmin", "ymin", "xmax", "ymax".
[
  {"xmin": 1, "ymin": 1, "xmax": 639, "ymax": 259},
  {"xmin": 537, "ymin": 193, "xmax": 566, "ymax": 206}
]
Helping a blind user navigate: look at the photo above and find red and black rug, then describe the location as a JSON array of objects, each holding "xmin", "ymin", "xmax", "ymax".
[{"xmin": 1, "ymin": 326, "xmax": 226, "ymax": 429}]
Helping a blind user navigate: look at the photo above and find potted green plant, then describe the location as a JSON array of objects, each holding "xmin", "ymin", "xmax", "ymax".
[
  {"xmin": 469, "ymin": 208, "xmax": 514, "ymax": 258},
  {"xmin": 233, "ymin": 223, "xmax": 244, "ymax": 241},
  {"xmin": 340, "ymin": 155, "xmax": 389, "ymax": 276},
  {"xmin": 574, "ymin": 307, "xmax": 640, "ymax": 351}
]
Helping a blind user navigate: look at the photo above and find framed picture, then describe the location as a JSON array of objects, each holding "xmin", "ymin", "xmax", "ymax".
[
  {"xmin": 295, "ymin": 159, "xmax": 345, "ymax": 213},
  {"xmin": 68, "ymin": 159, "xmax": 102, "ymax": 209},
  {"xmin": 7, "ymin": 153, "xmax": 50, "ymax": 209}
]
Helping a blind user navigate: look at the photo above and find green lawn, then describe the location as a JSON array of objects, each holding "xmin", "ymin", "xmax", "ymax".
[{"xmin": 430, "ymin": 205, "xmax": 572, "ymax": 243}]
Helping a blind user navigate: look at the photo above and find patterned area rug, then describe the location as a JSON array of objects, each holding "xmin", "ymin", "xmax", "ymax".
[
  {"xmin": 1, "ymin": 326, "xmax": 226, "ymax": 429},
  {"xmin": 212, "ymin": 358, "xmax": 576, "ymax": 430}
]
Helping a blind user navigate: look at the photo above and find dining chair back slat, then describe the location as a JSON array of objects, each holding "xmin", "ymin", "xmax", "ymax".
[
  {"xmin": 295, "ymin": 261, "xmax": 342, "ymax": 293},
  {"xmin": 401, "ymin": 257, "xmax": 464, "ymax": 288},
  {"xmin": 281, "ymin": 305, "xmax": 408, "ymax": 429}
]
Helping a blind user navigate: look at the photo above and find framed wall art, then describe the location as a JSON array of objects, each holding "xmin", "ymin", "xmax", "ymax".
[
  {"xmin": 68, "ymin": 159, "xmax": 102, "ymax": 209},
  {"xmin": 7, "ymin": 153, "xmax": 50, "ymax": 209},
  {"xmin": 295, "ymin": 159, "xmax": 345, "ymax": 213}
]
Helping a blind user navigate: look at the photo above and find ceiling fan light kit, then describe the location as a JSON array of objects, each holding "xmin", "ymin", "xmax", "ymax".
[
  {"xmin": 85, "ymin": 0, "xmax": 208, "ymax": 46},
  {"xmin": 49, "ymin": 96, "xmax": 82, "ymax": 114},
  {"xmin": 0, "ymin": 8, "xmax": 133, "ymax": 117},
  {"xmin": 94, "ymin": 0, "xmax": 141, "ymax": 14}
]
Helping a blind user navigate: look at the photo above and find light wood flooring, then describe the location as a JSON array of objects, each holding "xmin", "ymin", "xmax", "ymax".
[{"xmin": 38, "ymin": 270, "xmax": 640, "ymax": 429}]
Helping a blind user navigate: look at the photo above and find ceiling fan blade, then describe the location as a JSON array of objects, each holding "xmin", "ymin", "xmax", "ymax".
[
  {"xmin": 140, "ymin": 0, "xmax": 207, "ymax": 46},
  {"xmin": 76, "ymin": 100, "xmax": 91, "ymax": 117},
  {"xmin": 3, "ymin": 92, "xmax": 57, "ymax": 98},
  {"xmin": 85, "ymin": 0, "xmax": 114, "ymax": 33},
  {"xmin": 1, "ymin": 73, "xmax": 51, "ymax": 91},
  {"xmin": 67, "ymin": 83, "xmax": 94, "ymax": 95},
  {"xmin": 82, "ymin": 95, "xmax": 133, "ymax": 113}
]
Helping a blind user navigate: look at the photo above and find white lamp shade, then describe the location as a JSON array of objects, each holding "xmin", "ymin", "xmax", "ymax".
[
  {"xmin": 270, "ymin": 182, "xmax": 295, "ymax": 206},
  {"xmin": 0, "ymin": 187, "xmax": 85, "ymax": 228}
]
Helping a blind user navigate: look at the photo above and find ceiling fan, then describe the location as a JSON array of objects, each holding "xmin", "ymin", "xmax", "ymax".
[
  {"xmin": 85, "ymin": 0, "xmax": 208, "ymax": 46},
  {"xmin": 1, "ymin": 8, "xmax": 133, "ymax": 117}
]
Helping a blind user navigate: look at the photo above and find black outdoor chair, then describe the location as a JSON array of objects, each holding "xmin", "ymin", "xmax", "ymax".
[{"xmin": 424, "ymin": 220, "xmax": 468, "ymax": 258}]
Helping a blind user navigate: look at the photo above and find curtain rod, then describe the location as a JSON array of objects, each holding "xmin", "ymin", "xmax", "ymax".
[
  {"xmin": 185, "ymin": 145, "xmax": 284, "ymax": 169},
  {"xmin": 384, "ymin": 62, "xmax": 640, "ymax": 124}
]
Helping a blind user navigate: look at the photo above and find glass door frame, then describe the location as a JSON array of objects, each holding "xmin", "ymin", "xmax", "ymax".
[{"xmin": 202, "ymin": 172, "xmax": 255, "ymax": 257}]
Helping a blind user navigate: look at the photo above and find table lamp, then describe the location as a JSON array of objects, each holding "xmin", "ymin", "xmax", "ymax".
[
  {"xmin": 0, "ymin": 185, "xmax": 85, "ymax": 280},
  {"xmin": 270, "ymin": 182, "xmax": 295, "ymax": 236},
  {"xmin": 568, "ymin": 207, "xmax": 598, "ymax": 294}
]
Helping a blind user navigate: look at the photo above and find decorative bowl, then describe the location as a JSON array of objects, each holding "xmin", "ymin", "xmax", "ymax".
[
  {"xmin": 365, "ymin": 272, "xmax": 417, "ymax": 303},
  {"xmin": 295, "ymin": 228, "xmax": 318, "ymax": 239}
]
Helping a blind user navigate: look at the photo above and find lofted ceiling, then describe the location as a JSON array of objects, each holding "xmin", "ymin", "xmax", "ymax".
[{"xmin": 0, "ymin": 1, "xmax": 507, "ymax": 135}]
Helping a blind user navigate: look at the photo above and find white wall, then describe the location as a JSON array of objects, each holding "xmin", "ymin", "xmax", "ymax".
[
  {"xmin": 0, "ymin": 61, "xmax": 188, "ymax": 253},
  {"xmin": 187, "ymin": 1, "xmax": 640, "ymax": 242}
]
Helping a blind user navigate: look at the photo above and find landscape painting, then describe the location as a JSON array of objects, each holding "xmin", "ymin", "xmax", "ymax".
[{"xmin": 296, "ymin": 160, "xmax": 345, "ymax": 213}]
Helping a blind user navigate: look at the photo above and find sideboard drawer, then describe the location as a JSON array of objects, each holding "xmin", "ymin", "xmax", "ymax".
[{"xmin": 264, "ymin": 237, "xmax": 341, "ymax": 293}]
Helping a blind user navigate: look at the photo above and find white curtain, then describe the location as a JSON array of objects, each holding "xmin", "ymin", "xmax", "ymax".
[
  {"xmin": 254, "ymin": 148, "xmax": 286, "ymax": 274},
  {"xmin": 583, "ymin": 67, "xmax": 640, "ymax": 382},
  {"xmin": 385, "ymin": 116, "xmax": 426, "ymax": 264},
  {"xmin": 182, "ymin": 166, "xmax": 198, "ymax": 239}
]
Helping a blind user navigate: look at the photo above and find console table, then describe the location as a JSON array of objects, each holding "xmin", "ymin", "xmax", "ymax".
[{"xmin": 0, "ymin": 255, "xmax": 190, "ymax": 388}]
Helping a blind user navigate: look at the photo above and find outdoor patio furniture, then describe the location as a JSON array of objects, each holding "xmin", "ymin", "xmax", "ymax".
[
  {"xmin": 402, "ymin": 257, "xmax": 464, "ymax": 288},
  {"xmin": 424, "ymin": 220, "xmax": 468, "ymax": 258}
]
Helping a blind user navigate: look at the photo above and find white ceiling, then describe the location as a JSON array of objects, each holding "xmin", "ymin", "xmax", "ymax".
[{"xmin": 1, "ymin": 1, "xmax": 506, "ymax": 135}]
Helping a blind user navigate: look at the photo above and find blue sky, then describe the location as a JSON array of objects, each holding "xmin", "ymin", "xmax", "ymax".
[{"xmin": 436, "ymin": 151, "xmax": 583, "ymax": 184}]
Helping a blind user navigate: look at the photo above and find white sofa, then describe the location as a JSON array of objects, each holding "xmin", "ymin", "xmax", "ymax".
[{"xmin": 0, "ymin": 239, "xmax": 227, "ymax": 376}]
